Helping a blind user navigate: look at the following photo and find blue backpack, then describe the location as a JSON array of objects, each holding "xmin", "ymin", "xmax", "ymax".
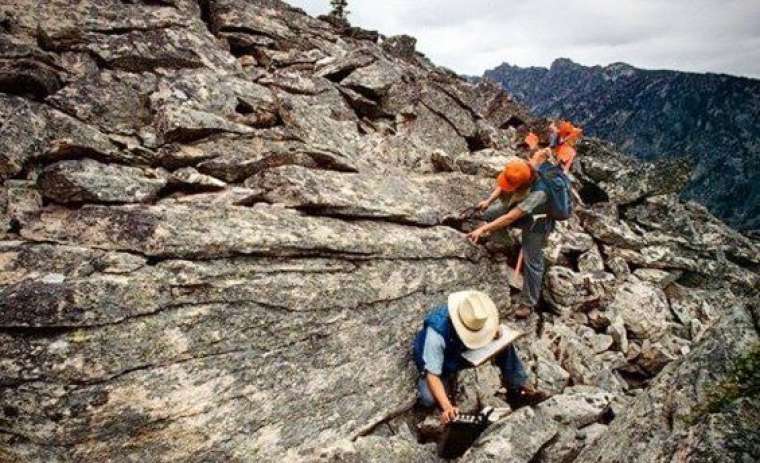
[{"xmin": 533, "ymin": 163, "xmax": 573, "ymax": 220}]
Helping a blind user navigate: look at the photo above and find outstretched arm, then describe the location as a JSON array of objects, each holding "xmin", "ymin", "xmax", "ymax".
[
  {"xmin": 426, "ymin": 373, "xmax": 458, "ymax": 424},
  {"xmin": 467, "ymin": 207, "xmax": 526, "ymax": 243},
  {"xmin": 420, "ymin": 328, "xmax": 458, "ymax": 423},
  {"xmin": 477, "ymin": 187, "xmax": 503, "ymax": 211}
]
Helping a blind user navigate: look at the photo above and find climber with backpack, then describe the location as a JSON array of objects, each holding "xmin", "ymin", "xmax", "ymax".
[{"xmin": 467, "ymin": 146, "xmax": 573, "ymax": 319}]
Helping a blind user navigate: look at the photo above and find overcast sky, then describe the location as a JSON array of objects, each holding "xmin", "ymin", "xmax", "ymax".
[{"xmin": 286, "ymin": 0, "xmax": 760, "ymax": 79}]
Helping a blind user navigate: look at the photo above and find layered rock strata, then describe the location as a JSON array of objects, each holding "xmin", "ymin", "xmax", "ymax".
[{"xmin": 0, "ymin": 1, "xmax": 757, "ymax": 462}]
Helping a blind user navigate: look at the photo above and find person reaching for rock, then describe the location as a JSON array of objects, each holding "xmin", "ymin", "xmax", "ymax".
[
  {"xmin": 412, "ymin": 290, "xmax": 547, "ymax": 424},
  {"xmin": 467, "ymin": 148, "xmax": 559, "ymax": 319}
]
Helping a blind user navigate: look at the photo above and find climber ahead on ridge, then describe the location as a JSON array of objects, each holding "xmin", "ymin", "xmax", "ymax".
[
  {"xmin": 549, "ymin": 120, "xmax": 583, "ymax": 170},
  {"xmin": 467, "ymin": 127, "xmax": 574, "ymax": 319}
]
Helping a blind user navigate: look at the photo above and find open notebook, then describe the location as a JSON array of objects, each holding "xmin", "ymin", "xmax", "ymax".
[{"xmin": 461, "ymin": 324, "xmax": 525, "ymax": 367}]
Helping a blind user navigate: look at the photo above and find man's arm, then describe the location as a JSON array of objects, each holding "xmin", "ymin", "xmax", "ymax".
[
  {"xmin": 420, "ymin": 328, "xmax": 459, "ymax": 423},
  {"xmin": 467, "ymin": 189, "xmax": 548, "ymax": 244},
  {"xmin": 467, "ymin": 207, "xmax": 526, "ymax": 243},
  {"xmin": 477, "ymin": 187, "xmax": 503, "ymax": 211},
  {"xmin": 426, "ymin": 373, "xmax": 458, "ymax": 424}
]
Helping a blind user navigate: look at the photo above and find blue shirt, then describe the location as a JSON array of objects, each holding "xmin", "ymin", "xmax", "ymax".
[{"xmin": 421, "ymin": 327, "xmax": 446, "ymax": 375}]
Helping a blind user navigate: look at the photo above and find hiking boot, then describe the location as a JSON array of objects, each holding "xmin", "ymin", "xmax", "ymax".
[
  {"xmin": 506, "ymin": 385, "xmax": 550, "ymax": 409},
  {"xmin": 513, "ymin": 304, "xmax": 532, "ymax": 319}
]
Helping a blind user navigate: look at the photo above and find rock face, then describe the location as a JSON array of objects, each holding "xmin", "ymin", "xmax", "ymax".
[
  {"xmin": 0, "ymin": 2, "xmax": 758, "ymax": 463},
  {"xmin": 484, "ymin": 58, "xmax": 760, "ymax": 232},
  {"xmin": 38, "ymin": 159, "xmax": 168, "ymax": 204},
  {"xmin": 577, "ymin": 304, "xmax": 759, "ymax": 462}
]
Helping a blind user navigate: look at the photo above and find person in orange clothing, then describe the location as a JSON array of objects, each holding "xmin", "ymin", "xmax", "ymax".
[{"xmin": 552, "ymin": 120, "xmax": 583, "ymax": 170}]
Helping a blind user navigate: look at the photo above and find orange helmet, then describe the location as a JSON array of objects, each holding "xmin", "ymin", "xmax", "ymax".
[
  {"xmin": 497, "ymin": 159, "xmax": 533, "ymax": 192},
  {"xmin": 524, "ymin": 132, "xmax": 539, "ymax": 150}
]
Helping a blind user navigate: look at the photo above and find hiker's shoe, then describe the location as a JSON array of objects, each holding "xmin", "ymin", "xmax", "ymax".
[
  {"xmin": 513, "ymin": 305, "xmax": 532, "ymax": 319},
  {"xmin": 506, "ymin": 385, "xmax": 550, "ymax": 409},
  {"xmin": 519, "ymin": 385, "xmax": 550, "ymax": 406}
]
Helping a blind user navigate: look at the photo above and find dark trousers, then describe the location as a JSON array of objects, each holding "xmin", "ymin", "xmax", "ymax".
[
  {"xmin": 482, "ymin": 203, "xmax": 548, "ymax": 307},
  {"xmin": 417, "ymin": 345, "xmax": 528, "ymax": 407}
]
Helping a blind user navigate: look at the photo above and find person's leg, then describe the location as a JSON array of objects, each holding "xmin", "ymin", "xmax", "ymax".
[
  {"xmin": 520, "ymin": 230, "xmax": 548, "ymax": 308},
  {"xmin": 494, "ymin": 345, "xmax": 528, "ymax": 391},
  {"xmin": 495, "ymin": 345, "xmax": 549, "ymax": 408}
]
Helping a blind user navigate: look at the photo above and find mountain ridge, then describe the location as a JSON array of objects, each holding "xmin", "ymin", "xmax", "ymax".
[
  {"xmin": 501, "ymin": 57, "xmax": 758, "ymax": 81},
  {"xmin": 484, "ymin": 58, "xmax": 760, "ymax": 232}
]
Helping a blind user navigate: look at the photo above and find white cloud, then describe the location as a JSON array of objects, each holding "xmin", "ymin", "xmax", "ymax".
[{"xmin": 286, "ymin": 0, "xmax": 760, "ymax": 78}]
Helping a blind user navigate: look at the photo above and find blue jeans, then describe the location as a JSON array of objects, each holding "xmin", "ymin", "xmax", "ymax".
[{"xmin": 417, "ymin": 345, "xmax": 528, "ymax": 407}]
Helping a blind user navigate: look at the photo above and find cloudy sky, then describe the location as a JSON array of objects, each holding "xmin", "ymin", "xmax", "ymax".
[{"xmin": 286, "ymin": 0, "xmax": 760, "ymax": 78}]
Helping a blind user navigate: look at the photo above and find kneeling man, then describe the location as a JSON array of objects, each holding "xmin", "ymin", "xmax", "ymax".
[{"xmin": 412, "ymin": 290, "xmax": 545, "ymax": 423}]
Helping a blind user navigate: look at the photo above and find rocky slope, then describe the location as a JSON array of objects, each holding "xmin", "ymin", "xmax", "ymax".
[
  {"xmin": 0, "ymin": 2, "xmax": 758, "ymax": 462},
  {"xmin": 484, "ymin": 58, "xmax": 760, "ymax": 232}
]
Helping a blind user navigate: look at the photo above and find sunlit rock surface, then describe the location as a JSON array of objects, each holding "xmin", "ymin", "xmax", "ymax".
[{"xmin": 0, "ymin": 1, "xmax": 757, "ymax": 462}]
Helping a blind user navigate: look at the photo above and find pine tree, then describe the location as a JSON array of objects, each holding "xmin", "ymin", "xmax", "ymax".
[{"xmin": 330, "ymin": 0, "xmax": 349, "ymax": 21}]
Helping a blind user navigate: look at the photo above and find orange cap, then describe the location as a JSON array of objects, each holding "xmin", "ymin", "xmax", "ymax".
[
  {"xmin": 524, "ymin": 132, "xmax": 539, "ymax": 150},
  {"xmin": 497, "ymin": 159, "xmax": 533, "ymax": 192}
]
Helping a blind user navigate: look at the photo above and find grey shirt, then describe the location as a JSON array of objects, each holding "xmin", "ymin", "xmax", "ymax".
[
  {"xmin": 516, "ymin": 190, "xmax": 547, "ymax": 215},
  {"xmin": 500, "ymin": 190, "xmax": 547, "ymax": 216}
]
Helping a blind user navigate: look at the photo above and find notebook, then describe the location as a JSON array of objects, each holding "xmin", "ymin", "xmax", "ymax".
[{"xmin": 461, "ymin": 324, "xmax": 525, "ymax": 366}]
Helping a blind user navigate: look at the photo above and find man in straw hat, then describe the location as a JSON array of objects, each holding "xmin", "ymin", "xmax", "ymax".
[{"xmin": 412, "ymin": 290, "xmax": 546, "ymax": 423}]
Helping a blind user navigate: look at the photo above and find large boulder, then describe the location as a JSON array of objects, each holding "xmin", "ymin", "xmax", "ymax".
[
  {"xmin": 536, "ymin": 386, "xmax": 614, "ymax": 428},
  {"xmin": 607, "ymin": 279, "xmax": 670, "ymax": 340},
  {"xmin": 19, "ymin": 204, "xmax": 481, "ymax": 260},
  {"xmin": 461, "ymin": 407, "xmax": 559, "ymax": 463},
  {"xmin": 246, "ymin": 165, "xmax": 489, "ymax": 225},
  {"xmin": 0, "ymin": 94, "xmax": 126, "ymax": 180},
  {"xmin": 342, "ymin": 59, "xmax": 402, "ymax": 98},
  {"xmin": 38, "ymin": 159, "xmax": 167, "ymax": 204}
]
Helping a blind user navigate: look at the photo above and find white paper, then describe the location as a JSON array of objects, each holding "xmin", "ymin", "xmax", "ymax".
[{"xmin": 461, "ymin": 324, "xmax": 525, "ymax": 366}]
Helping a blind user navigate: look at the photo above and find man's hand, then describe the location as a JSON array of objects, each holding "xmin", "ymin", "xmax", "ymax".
[
  {"xmin": 467, "ymin": 226, "xmax": 489, "ymax": 244},
  {"xmin": 477, "ymin": 187, "xmax": 501, "ymax": 213},
  {"xmin": 530, "ymin": 148, "xmax": 549, "ymax": 167},
  {"xmin": 440, "ymin": 405, "xmax": 459, "ymax": 424}
]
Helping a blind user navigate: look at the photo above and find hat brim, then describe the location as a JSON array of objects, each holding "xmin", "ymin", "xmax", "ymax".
[{"xmin": 448, "ymin": 291, "xmax": 499, "ymax": 349}]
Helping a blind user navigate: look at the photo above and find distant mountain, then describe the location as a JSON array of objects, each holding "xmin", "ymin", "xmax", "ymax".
[{"xmin": 484, "ymin": 58, "xmax": 760, "ymax": 231}]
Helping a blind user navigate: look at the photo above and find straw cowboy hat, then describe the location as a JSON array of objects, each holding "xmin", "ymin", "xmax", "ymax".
[{"xmin": 448, "ymin": 290, "xmax": 499, "ymax": 349}]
